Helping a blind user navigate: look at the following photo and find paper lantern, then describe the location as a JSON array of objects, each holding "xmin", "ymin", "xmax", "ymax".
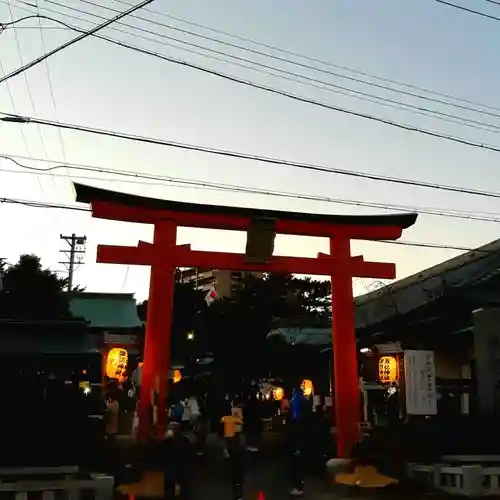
[
  {"xmin": 378, "ymin": 356, "xmax": 398, "ymax": 384},
  {"xmin": 273, "ymin": 387, "xmax": 284, "ymax": 401},
  {"xmin": 106, "ymin": 347, "xmax": 128, "ymax": 379},
  {"xmin": 301, "ymin": 379, "xmax": 314, "ymax": 397},
  {"xmin": 173, "ymin": 369, "xmax": 182, "ymax": 384}
]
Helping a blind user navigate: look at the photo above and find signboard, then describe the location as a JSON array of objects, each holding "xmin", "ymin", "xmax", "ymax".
[{"xmin": 404, "ymin": 350, "xmax": 437, "ymax": 415}]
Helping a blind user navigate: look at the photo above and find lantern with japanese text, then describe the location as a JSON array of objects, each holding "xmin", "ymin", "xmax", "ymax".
[
  {"xmin": 301, "ymin": 379, "xmax": 314, "ymax": 397},
  {"xmin": 273, "ymin": 386, "xmax": 284, "ymax": 401},
  {"xmin": 106, "ymin": 347, "xmax": 128, "ymax": 379},
  {"xmin": 173, "ymin": 369, "xmax": 182, "ymax": 384},
  {"xmin": 378, "ymin": 356, "xmax": 398, "ymax": 384}
]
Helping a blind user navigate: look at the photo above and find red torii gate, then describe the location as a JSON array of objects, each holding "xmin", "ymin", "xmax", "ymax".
[{"xmin": 74, "ymin": 183, "xmax": 417, "ymax": 457}]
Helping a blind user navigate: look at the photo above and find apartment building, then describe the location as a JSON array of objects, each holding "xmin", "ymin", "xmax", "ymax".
[{"xmin": 177, "ymin": 268, "xmax": 263, "ymax": 298}]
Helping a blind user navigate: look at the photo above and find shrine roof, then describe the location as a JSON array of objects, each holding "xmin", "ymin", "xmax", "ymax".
[
  {"xmin": 69, "ymin": 292, "xmax": 142, "ymax": 329},
  {"xmin": 74, "ymin": 183, "xmax": 418, "ymax": 229},
  {"xmin": 355, "ymin": 237, "xmax": 500, "ymax": 331}
]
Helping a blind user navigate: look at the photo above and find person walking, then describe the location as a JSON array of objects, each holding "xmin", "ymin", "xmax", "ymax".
[
  {"xmin": 105, "ymin": 392, "xmax": 120, "ymax": 444},
  {"xmin": 220, "ymin": 401, "xmax": 246, "ymax": 500},
  {"xmin": 192, "ymin": 395, "xmax": 207, "ymax": 457},
  {"xmin": 170, "ymin": 397, "xmax": 184, "ymax": 423},
  {"xmin": 244, "ymin": 392, "xmax": 262, "ymax": 453},
  {"xmin": 181, "ymin": 398, "xmax": 192, "ymax": 432},
  {"xmin": 162, "ymin": 421, "xmax": 195, "ymax": 500},
  {"xmin": 288, "ymin": 387, "xmax": 308, "ymax": 497}
]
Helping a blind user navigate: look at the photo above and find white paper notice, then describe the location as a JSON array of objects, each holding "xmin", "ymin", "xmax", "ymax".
[{"xmin": 404, "ymin": 350, "xmax": 437, "ymax": 415}]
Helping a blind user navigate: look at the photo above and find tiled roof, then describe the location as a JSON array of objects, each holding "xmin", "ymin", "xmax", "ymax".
[
  {"xmin": 69, "ymin": 292, "xmax": 142, "ymax": 329},
  {"xmin": 271, "ymin": 238, "xmax": 500, "ymax": 345},
  {"xmin": 268, "ymin": 327, "xmax": 331, "ymax": 346},
  {"xmin": 355, "ymin": 237, "xmax": 500, "ymax": 330}
]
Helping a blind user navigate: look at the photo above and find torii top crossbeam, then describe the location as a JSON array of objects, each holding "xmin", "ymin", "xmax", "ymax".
[
  {"xmin": 74, "ymin": 183, "xmax": 417, "ymax": 278},
  {"xmin": 74, "ymin": 183, "xmax": 417, "ymax": 239}
]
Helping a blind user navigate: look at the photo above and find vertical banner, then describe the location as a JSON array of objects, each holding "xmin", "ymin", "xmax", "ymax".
[{"xmin": 404, "ymin": 350, "xmax": 437, "ymax": 416}]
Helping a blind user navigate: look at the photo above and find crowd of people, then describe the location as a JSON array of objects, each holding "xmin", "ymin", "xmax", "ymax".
[{"xmin": 152, "ymin": 386, "xmax": 330, "ymax": 500}]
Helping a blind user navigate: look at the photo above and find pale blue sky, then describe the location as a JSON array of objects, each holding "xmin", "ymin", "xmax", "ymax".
[{"xmin": 1, "ymin": 0, "xmax": 499, "ymax": 300}]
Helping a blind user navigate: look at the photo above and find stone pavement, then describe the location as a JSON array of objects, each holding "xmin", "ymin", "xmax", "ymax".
[
  {"xmin": 192, "ymin": 451, "xmax": 330, "ymax": 499},
  {"xmin": 119, "ymin": 434, "xmax": 425, "ymax": 500},
  {"xmin": 189, "ymin": 435, "xmax": 344, "ymax": 500},
  {"xmin": 189, "ymin": 435, "xmax": 435, "ymax": 500}
]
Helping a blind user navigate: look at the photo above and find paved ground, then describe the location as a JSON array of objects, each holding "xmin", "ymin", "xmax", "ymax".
[
  {"xmin": 191, "ymin": 440, "xmax": 331, "ymax": 499},
  {"xmin": 118, "ymin": 434, "xmax": 417, "ymax": 499}
]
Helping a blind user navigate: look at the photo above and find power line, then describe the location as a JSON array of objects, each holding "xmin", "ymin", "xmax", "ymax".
[
  {"xmin": 0, "ymin": 194, "xmax": 495, "ymax": 254},
  {"xmin": 80, "ymin": 0, "xmax": 500, "ymax": 121},
  {"xmin": 1, "ymin": 24, "xmax": 66, "ymax": 29},
  {"xmin": 0, "ymin": 195, "xmax": 89, "ymax": 211},
  {"xmin": 0, "ymin": 0, "xmax": 154, "ymax": 84},
  {"xmin": 5, "ymin": 0, "xmax": 50, "ymax": 163},
  {"xmin": 18, "ymin": 0, "xmax": 500, "ymax": 134},
  {"xmin": 7, "ymin": 6, "xmax": 500, "ymax": 146},
  {"xmin": 35, "ymin": 0, "xmax": 68, "ymax": 163},
  {"xmin": 3, "ymin": 12, "xmax": 500, "ymax": 213},
  {"xmin": 3, "ymin": 111, "xmax": 500, "ymax": 201},
  {"xmin": 0, "ymin": 43, "xmax": 32, "ymax": 158},
  {"xmin": 110, "ymin": 0, "xmax": 500, "ymax": 116},
  {"xmin": 434, "ymin": 0, "xmax": 500, "ymax": 21},
  {"xmin": 3, "ymin": 152, "xmax": 500, "ymax": 224},
  {"xmin": 6, "ymin": 5, "xmax": 498, "ymax": 137},
  {"xmin": 0, "ymin": 7, "xmax": 49, "ymax": 196},
  {"xmin": 481, "ymin": 0, "xmax": 500, "ymax": 6}
]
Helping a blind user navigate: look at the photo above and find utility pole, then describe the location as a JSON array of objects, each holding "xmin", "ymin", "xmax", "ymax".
[{"xmin": 59, "ymin": 234, "xmax": 87, "ymax": 291}]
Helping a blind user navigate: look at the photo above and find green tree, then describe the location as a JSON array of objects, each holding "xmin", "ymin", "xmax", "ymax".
[
  {"xmin": 0, "ymin": 254, "xmax": 73, "ymax": 321},
  {"xmin": 286, "ymin": 276, "xmax": 331, "ymax": 327},
  {"xmin": 204, "ymin": 273, "xmax": 331, "ymax": 390},
  {"xmin": 135, "ymin": 271, "xmax": 331, "ymax": 392},
  {"xmin": 136, "ymin": 281, "xmax": 208, "ymax": 363}
]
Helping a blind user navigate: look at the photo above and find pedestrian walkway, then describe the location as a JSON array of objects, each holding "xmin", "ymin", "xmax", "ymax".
[
  {"xmin": 116, "ymin": 434, "xmax": 333, "ymax": 500},
  {"xmin": 192, "ymin": 442, "xmax": 332, "ymax": 500},
  {"xmin": 117, "ymin": 434, "xmax": 424, "ymax": 499}
]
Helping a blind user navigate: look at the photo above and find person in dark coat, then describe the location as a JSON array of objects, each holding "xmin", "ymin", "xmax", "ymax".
[
  {"xmin": 244, "ymin": 392, "xmax": 262, "ymax": 452},
  {"xmin": 288, "ymin": 387, "xmax": 309, "ymax": 497},
  {"xmin": 162, "ymin": 421, "xmax": 195, "ymax": 500}
]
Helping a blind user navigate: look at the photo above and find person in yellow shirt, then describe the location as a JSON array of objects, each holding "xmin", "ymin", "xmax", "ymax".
[
  {"xmin": 220, "ymin": 401, "xmax": 246, "ymax": 500},
  {"xmin": 221, "ymin": 406, "xmax": 243, "ymax": 438}
]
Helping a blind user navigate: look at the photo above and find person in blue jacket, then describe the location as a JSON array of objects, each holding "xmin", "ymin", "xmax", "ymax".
[{"xmin": 288, "ymin": 387, "xmax": 309, "ymax": 497}]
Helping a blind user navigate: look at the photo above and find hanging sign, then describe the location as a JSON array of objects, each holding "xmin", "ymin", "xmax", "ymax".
[{"xmin": 404, "ymin": 350, "xmax": 437, "ymax": 415}]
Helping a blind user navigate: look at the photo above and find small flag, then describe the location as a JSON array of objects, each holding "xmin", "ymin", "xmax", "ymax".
[{"xmin": 205, "ymin": 287, "xmax": 217, "ymax": 306}]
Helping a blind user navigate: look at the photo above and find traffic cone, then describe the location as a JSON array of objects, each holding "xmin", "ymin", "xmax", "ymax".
[{"xmin": 257, "ymin": 491, "xmax": 265, "ymax": 500}]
